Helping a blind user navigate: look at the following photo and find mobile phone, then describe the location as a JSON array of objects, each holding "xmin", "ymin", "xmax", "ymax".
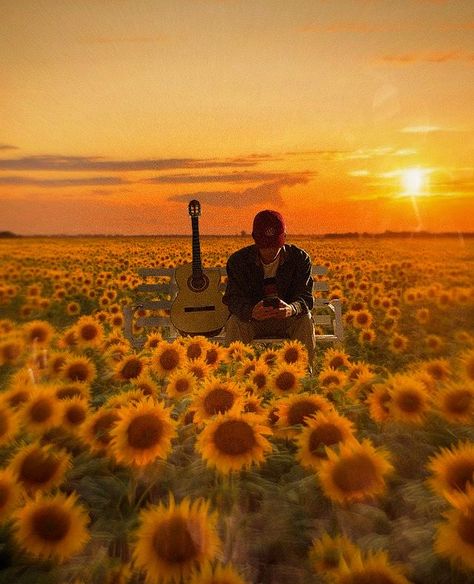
[{"xmin": 263, "ymin": 297, "xmax": 280, "ymax": 308}]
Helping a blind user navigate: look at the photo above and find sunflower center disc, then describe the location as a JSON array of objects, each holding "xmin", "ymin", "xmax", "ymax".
[
  {"xmin": 204, "ymin": 389, "xmax": 234, "ymax": 415},
  {"xmin": 153, "ymin": 516, "xmax": 198, "ymax": 563},
  {"xmin": 33, "ymin": 506, "xmax": 71, "ymax": 542},
  {"xmin": 213, "ymin": 420, "xmax": 256, "ymax": 456},
  {"xmin": 127, "ymin": 414, "xmax": 163, "ymax": 450},
  {"xmin": 332, "ymin": 454, "xmax": 377, "ymax": 492},
  {"xmin": 287, "ymin": 402, "xmax": 318, "ymax": 426}
]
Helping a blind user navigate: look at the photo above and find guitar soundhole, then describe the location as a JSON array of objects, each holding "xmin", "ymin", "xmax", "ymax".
[{"xmin": 188, "ymin": 273, "xmax": 209, "ymax": 292}]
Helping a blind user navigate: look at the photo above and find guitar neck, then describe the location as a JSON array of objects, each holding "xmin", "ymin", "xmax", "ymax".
[{"xmin": 191, "ymin": 216, "xmax": 203, "ymax": 277}]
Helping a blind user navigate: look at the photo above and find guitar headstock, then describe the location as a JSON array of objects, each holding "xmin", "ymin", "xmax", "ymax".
[{"xmin": 188, "ymin": 200, "xmax": 201, "ymax": 218}]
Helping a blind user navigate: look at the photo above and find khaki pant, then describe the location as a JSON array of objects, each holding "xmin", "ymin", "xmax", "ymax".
[{"xmin": 225, "ymin": 313, "xmax": 316, "ymax": 368}]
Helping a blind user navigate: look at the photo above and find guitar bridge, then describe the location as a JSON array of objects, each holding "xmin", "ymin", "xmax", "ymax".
[{"xmin": 184, "ymin": 305, "xmax": 216, "ymax": 313}]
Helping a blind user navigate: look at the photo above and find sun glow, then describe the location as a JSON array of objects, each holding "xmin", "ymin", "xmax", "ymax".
[{"xmin": 401, "ymin": 168, "xmax": 426, "ymax": 196}]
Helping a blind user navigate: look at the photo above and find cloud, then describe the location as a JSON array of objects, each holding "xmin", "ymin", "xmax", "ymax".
[
  {"xmin": 0, "ymin": 176, "xmax": 127, "ymax": 187},
  {"xmin": 145, "ymin": 171, "xmax": 312, "ymax": 185},
  {"xmin": 400, "ymin": 125, "xmax": 468, "ymax": 134},
  {"xmin": 285, "ymin": 150, "xmax": 350, "ymax": 160},
  {"xmin": 377, "ymin": 50, "xmax": 474, "ymax": 65},
  {"xmin": 0, "ymin": 155, "xmax": 263, "ymax": 172},
  {"xmin": 167, "ymin": 176, "xmax": 309, "ymax": 208},
  {"xmin": 0, "ymin": 144, "xmax": 19, "ymax": 151},
  {"xmin": 344, "ymin": 147, "xmax": 417, "ymax": 160}
]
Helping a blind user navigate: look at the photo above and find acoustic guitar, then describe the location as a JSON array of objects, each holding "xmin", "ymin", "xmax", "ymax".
[{"xmin": 170, "ymin": 200, "xmax": 229, "ymax": 336}]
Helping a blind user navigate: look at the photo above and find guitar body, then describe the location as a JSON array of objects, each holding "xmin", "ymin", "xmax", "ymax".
[
  {"xmin": 170, "ymin": 264, "xmax": 229, "ymax": 336},
  {"xmin": 170, "ymin": 200, "xmax": 230, "ymax": 338}
]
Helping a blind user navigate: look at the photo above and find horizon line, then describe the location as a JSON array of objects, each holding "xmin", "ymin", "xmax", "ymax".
[{"xmin": 2, "ymin": 230, "xmax": 473, "ymax": 238}]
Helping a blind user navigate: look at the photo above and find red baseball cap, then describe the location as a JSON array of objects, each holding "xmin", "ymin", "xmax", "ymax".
[{"xmin": 252, "ymin": 210, "xmax": 286, "ymax": 248}]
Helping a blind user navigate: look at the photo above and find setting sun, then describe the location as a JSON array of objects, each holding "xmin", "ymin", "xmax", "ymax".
[{"xmin": 401, "ymin": 169, "xmax": 426, "ymax": 197}]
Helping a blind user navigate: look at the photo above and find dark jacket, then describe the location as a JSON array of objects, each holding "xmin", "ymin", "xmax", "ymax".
[{"xmin": 223, "ymin": 244, "xmax": 314, "ymax": 322}]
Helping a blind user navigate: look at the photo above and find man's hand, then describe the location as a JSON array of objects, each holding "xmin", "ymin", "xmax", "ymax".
[{"xmin": 251, "ymin": 299, "xmax": 294, "ymax": 320}]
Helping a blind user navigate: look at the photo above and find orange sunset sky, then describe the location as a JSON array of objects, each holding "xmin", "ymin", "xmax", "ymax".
[{"xmin": 1, "ymin": 0, "xmax": 473, "ymax": 235}]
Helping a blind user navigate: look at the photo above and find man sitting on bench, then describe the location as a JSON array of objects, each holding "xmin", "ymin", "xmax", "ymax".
[{"xmin": 223, "ymin": 209, "xmax": 316, "ymax": 367}]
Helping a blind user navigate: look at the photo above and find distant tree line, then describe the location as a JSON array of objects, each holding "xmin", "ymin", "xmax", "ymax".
[{"xmin": 0, "ymin": 231, "xmax": 21, "ymax": 238}]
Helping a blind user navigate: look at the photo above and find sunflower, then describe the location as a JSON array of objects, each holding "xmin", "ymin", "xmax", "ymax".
[
  {"xmin": 58, "ymin": 327, "xmax": 79, "ymax": 350},
  {"xmin": 387, "ymin": 374, "xmax": 430, "ymax": 425},
  {"xmin": 318, "ymin": 367, "xmax": 348, "ymax": 394},
  {"xmin": 275, "ymin": 393, "xmax": 334, "ymax": 438},
  {"xmin": 55, "ymin": 382, "xmax": 91, "ymax": 401},
  {"xmin": 318, "ymin": 439, "xmax": 394, "ymax": 504},
  {"xmin": 66, "ymin": 301, "xmax": 81, "ymax": 316},
  {"xmin": 143, "ymin": 332, "xmax": 164, "ymax": 351},
  {"xmin": 331, "ymin": 549, "xmax": 411, "ymax": 584},
  {"xmin": 192, "ymin": 378, "xmax": 245, "ymax": 425},
  {"xmin": 351, "ymin": 309, "xmax": 373, "ymax": 330},
  {"xmin": 276, "ymin": 339, "xmax": 308, "ymax": 371},
  {"xmin": 225, "ymin": 340, "xmax": 255, "ymax": 363},
  {"xmin": 189, "ymin": 562, "xmax": 249, "ymax": 584},
  {"xmin": 0, "ymin": 404, "xmax": 19, "ymax": 446},
  {"xmin": 0, "ymin": 336, "xmax": 25, "ymax": 366},
  {"xmin": 204, "ymin": 343, "xmax": 225, "ymax": 368},
  {"xmin": 434, "ymin": 381, "xmax": 474, "ymax": 424},
  {"xmin": 80, "ymin": 407, "xmax": 120, "ymax": 454},
  {"xmin": 12, "ymin": 492, "xmax": 90, "ymax": 562},
  {"xmin": 259, "ymin": 348, "xmax": 280, "ymax": 369},
  {"xmin": 151, "ymin": 341, "xmax": 187, "ymax": 378},
  {"xmin": 248, "ymin": 362, "xmax": 271, "ymax": 393},
  {"xmin": 47, "ymin": 351, "xmax": 68, "ymax": 378},
  {"xmin": 269, "ymin": 363, "xmax": 303, "ymax": 395},
  {"xmin": 323, "ymin": 348, "xmax": 351, "ymax": 370},
  {"xmin": 166, "ymin": 369, "xmax": 198, "ymax": 399},
  {"xmin": 1, "ymin": 382, "xmax": 33, "ymax": 410},
  {"xmin": 114, "ymin": 354, "xmax": 146, "ymax": 382},
  {"xmin": 110, "ymin": 399, "xmax": 176, "ymax": 467},
  {"xmin": 346, "ymin": 370, "xmax": 377, "ymax": 402},
  {"xmin": 196, "ymin": 411, "xmax": 272, "ymax": 474},
  {"xmin": 388, "ymin": 333, "xmax": 409, "ymax": 354},
  {"xmin": 62, "ymin": 355, "xmax": 97, "ymax": 384},
  {"xmin": 426, "ymin": 441, "xmax": 474, "ymax": 504},
  {"xmin": 131, "ymin": 372, "xmax": 159, "ymax": 399},
  {"xmin": 420, "ymin": 358, "xmax": 451, "ymax": 384},
  {"xmin": 73, "ymin": 316, "xmax": 104, "ymax": 348},
  {"xmin": 132, "ymin": 495, "xmax": 221, "ymax": 584},
  {"xmin": 415, "ymin": 307, "xmax": 430, "ymax": 325},
  {"xmin": 366, "ymin": 381, "xmax": 393, "ymax": 423},
  {"xmin": 359, "ymin": 328, "xmax": 376, "ymax": 345},
  {"xmin": 434, "ymin": 487, "xmax": 474, "ymax": 571},
  {"xmin": 296, "ymin": 411, "xmax": 356, "ymax": 470},
  {"xmin": 23, "ymin": 320, "xmax": 55, "ymax": 347},
  {"xmin": 183, "ymin": 336, "xmax": 211, "ymax": 361},
  {"xmin": 104, "ymin": 343, "xmax": 130, "ymax": 364},
  {"xmin": 19, "ymin": 386, "xmax": 63, "ymax": 435},
  {"xmin": 0, "ymin": 468, "xmax": 20, "ymax": 522},
  {"xmin": 309, "ymin": 532, "xmax": 360, "ymax": 574},
  {"xmin": 425, "ymin": 334, "xmax": 444, "ymax": 354},
  {"xmin": 243, "ymin": 394, "xmax": 266, "ymax": 417},
  {"xmin": 9, "ymin": 442, "xmax": 71, "ymax": 494},
  {"xmin": 459, "ymin": 348, "xmax": 474, "ymax": 382},
  {"xmin": 185, "ymin": 357, "xmax": 213, "ymax": 381},
  {"xmin": 62, "ymin": 398, "xmax": 90, "ymax": 433},
  {"xmin": 236, "ymin": 358, "xmax": 257, "ymax": 380}
]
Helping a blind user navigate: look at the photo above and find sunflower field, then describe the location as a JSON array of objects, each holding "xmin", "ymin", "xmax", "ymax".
[{"xmin": 0, "ymin": 235, "xmax": 473, "ymax": 584}]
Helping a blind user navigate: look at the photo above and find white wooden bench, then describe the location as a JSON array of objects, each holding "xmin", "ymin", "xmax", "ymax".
[{"xmin": 122, "ymin": 266, "xmax": 343, "ymax": 351}]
